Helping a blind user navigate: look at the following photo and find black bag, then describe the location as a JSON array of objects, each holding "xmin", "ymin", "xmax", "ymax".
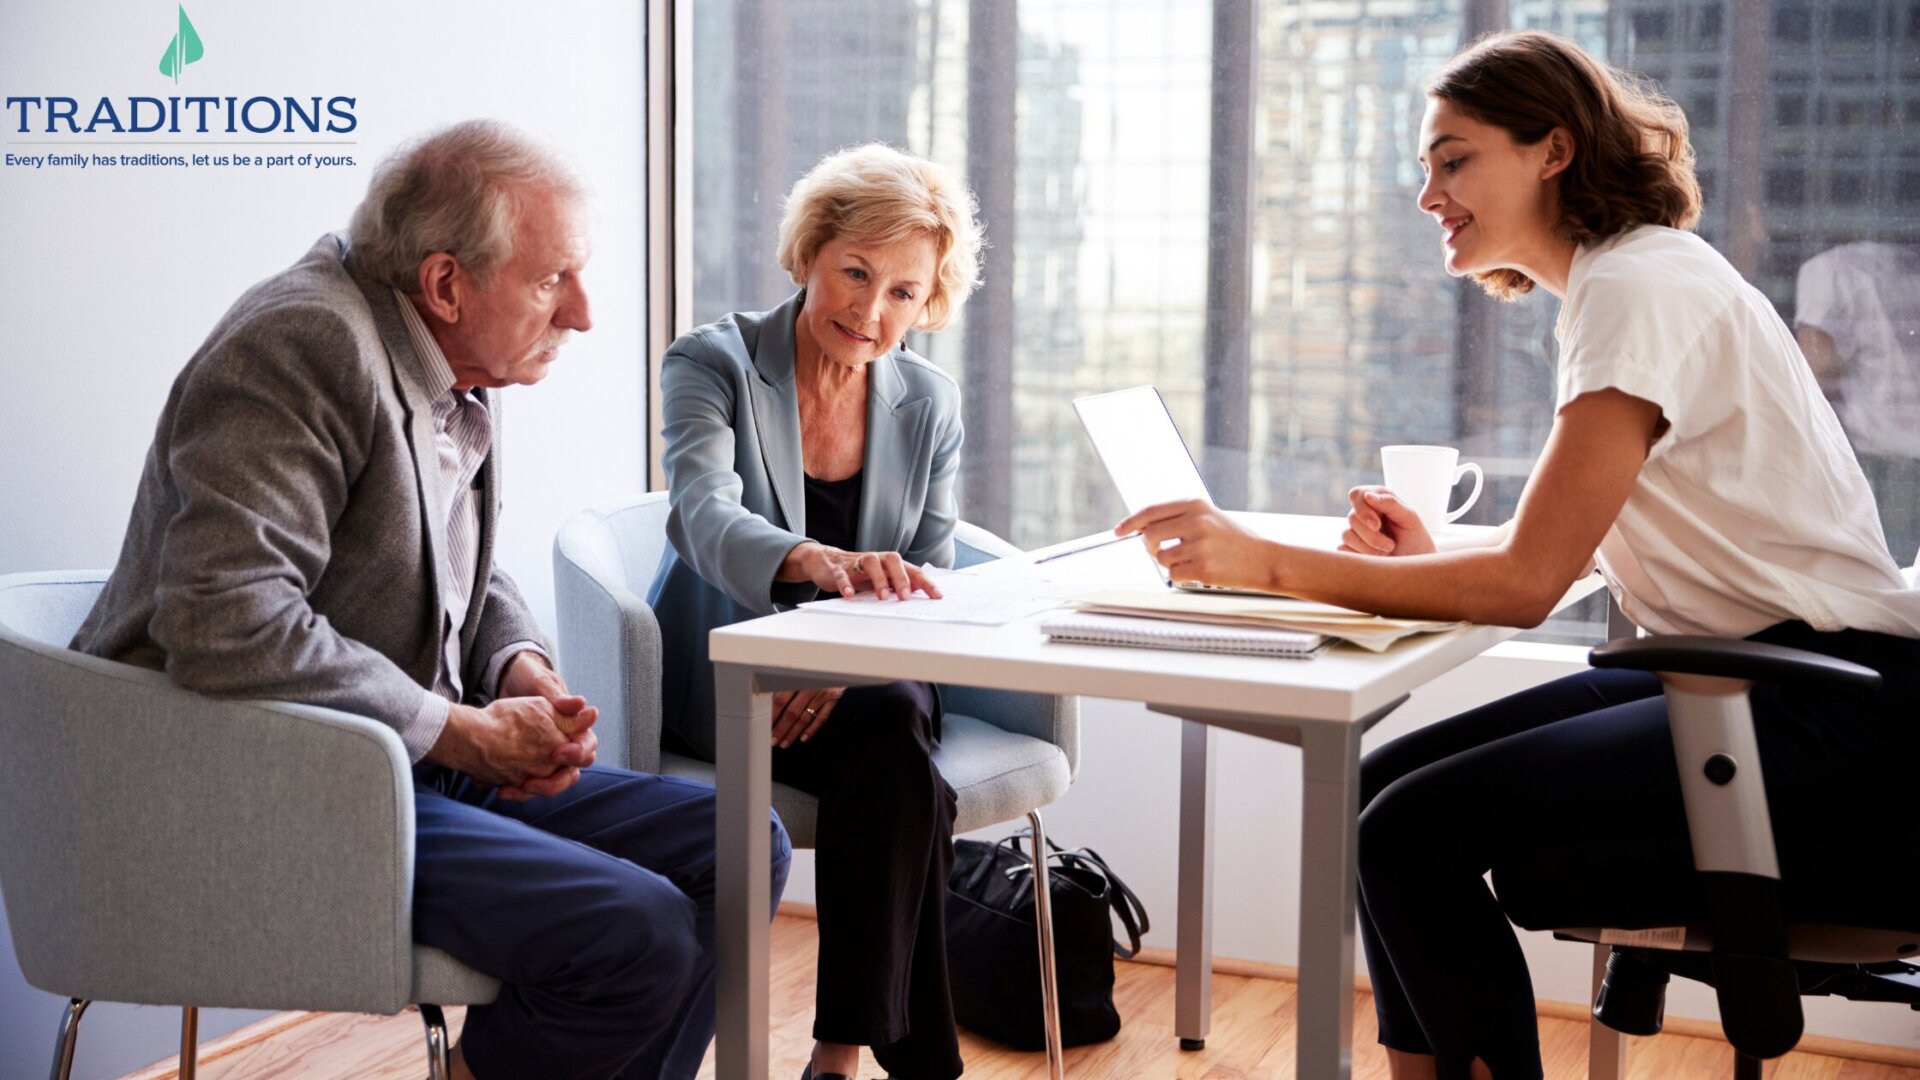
[{"xmin": 945, "ymin": 829, "xmax": 1149, "ymax": 1050}]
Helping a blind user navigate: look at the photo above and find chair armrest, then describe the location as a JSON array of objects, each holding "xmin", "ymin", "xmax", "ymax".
[
  {"xmin": 940, "ymin": 685, "xmax": 1080, "ymax": 779},
  {"xmin": 1590, "ymin": 634, "xmax": 1880, "ymax": 690},
  {"xmin": 1592, "ymin": 633, "xmax": 1788, "ymax": 879},
  {"xmin": 554, "ymin": 531, "xmax": 664, "ymax": 774},
  {"xmin": 943, "ymin": 521, "xmax": 1081, "ymax": 775},
  {"xmin": 0, "ymin": 635, "xmax": 416, "ymax": 1014},
  {"xmin": 1589, "ymin": 632, "xmax": 1818, "ymax": 1056}
]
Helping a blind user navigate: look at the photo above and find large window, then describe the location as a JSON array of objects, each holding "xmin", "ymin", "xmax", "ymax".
[{"xmin": 689, "ymin": 0, "xmax": 1920, "ymax": 643}]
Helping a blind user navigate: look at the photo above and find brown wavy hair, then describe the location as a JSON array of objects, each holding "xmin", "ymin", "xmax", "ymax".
[{"xmin": 1428, "ymin": 30, "xmax": 1702, "ymax": 300}]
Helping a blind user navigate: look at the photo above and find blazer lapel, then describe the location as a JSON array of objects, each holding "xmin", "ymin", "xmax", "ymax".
[
  {"xmin": 461, "ymin": 388, "xmax": 501, "ymax": 655},
  {"xmin": 858, "ymin": 351, "xmax": 930, "ymax": 553},
  {"xmin": 348, "ymin": 260, "xmax": 450, "ymax": 644},
  {"xmin": 749, "ymin": 292, "xmax": 807, "ymax": 536}
]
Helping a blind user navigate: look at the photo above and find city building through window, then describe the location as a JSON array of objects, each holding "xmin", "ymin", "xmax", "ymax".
[{"xmin": 688, "ymin": 0, "xmax": 1920, "ymax": 643}]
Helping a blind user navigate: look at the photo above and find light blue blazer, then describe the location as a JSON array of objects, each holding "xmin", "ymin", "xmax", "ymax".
[{"xmin": 647, "ymin": 291, "xmax": 965, "ymax": 760}]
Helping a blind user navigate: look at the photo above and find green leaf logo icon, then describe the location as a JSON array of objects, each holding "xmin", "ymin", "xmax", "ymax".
[{"xmin": 158, "ymin": 5, "xmax": 203, "ymax": 83}]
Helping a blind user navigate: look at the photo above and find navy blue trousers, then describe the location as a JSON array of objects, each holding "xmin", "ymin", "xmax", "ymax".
[
  {"xmin": 1355, "ymin": 622, "xmax": 1920, "ymax": 1079},
  {"xmin": 412, "ymin": 763, "xmax": 792, "ymax": 1080}
]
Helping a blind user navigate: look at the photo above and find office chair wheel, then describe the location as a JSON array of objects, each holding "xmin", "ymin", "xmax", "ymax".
[{"xmin": 1593, "ymin": 947, "xmax": 1670, "ymax": 1036}]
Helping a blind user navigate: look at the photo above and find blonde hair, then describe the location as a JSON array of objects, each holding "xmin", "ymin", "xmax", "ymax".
[
  {"xmin": 776, "ymin": 143, "xmax": 985, "ymax": 332},
  {"xmin": 349, "ymin": 119, "xmax": 588, "ymax": 291}
]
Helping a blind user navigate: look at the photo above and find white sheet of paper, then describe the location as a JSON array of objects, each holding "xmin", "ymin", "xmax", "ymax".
[{"xmin": 797, "ymin": 567, "xmax": 1071, "ymax": 626}]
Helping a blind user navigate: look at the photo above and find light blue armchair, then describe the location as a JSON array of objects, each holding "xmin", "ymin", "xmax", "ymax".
[
  {"xmin": 552, "ymin": 492, "xmax": 1081, "ymax": 1072},
  {"xmin": 0, "ymin": 570, "xmax": 499, "ymax": 1080}
]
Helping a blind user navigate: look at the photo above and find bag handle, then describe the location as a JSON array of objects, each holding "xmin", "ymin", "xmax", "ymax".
[
  {"xmin": 961, "ymin": 831, "xmax": 1041, "ymax": 894},
  {"xmin": 966, "ymin": 826, "xmax": 1063, "ymax": 892},
  {"xmin": 1009, "ymin": 827, "xmax": 1066, "ymax": 862},
  {"xmin": 1055, "ymin": 847, "xmax": 1150, "ymax": 958},
  {"xmin": 968, "ymin": 829, "xmax": 1152, "ymax": 959}
]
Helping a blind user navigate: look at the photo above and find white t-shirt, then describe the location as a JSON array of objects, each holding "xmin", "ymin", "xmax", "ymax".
[
  {"xmin": 1793, "ymin": 242, "xmax": 1920, "ymax": 458},
  {"xmin": 1554, "ymin": 225, "xmax": 1920, "ymax": 638}
]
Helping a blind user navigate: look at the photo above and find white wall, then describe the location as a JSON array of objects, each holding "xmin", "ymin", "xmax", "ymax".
[
  {"xmin": 0, "ymin": 2, "xmax": 645, "ymax": 1076},
  {"xmin": 785, "ymin": 640, "xmax": 1920, "ymax": 1051},
  {"xmin": 0, "ymin": 0, "xmax": 647, "ymax": 630}
]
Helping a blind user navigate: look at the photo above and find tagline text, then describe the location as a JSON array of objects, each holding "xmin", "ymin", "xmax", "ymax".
[{"xmin": 3, "ymin": 151, "xmax": 356, "ymax": 171}]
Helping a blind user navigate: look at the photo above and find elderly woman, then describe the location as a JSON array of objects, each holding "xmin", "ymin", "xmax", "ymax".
[{"xmin": 648, "ymin": 144, "xmax": 983, "ymax": 1080}]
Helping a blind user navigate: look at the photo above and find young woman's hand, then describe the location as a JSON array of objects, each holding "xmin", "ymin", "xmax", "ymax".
[
  {"xmin": 1341, "ymin": 486, "xmax": 1437, "ymax": 557},
  {"xmin": 1114, "ymin": 499, "xmax": 1280, "ymax": 592}
]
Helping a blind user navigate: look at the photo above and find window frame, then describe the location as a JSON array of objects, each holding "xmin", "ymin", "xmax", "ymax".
[{"xmin": 645, "ymin": 0, "xmax": 693, "ymax": 491}]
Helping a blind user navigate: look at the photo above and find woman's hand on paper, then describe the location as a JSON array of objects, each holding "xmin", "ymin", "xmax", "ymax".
[
  {"xmin": 1341, "ymin": 486, "xmax": 1437, "ymax": 557},
  {"xmin": 1115, "ymin": 499, "xmax": 1278, "ymax": 592},
  {"xmin": 779, "ymin": 542, "xmax": 944, "ymax": 601},
  {"xmin": 771, "ymin": 686, "xmax": 844, "ymax": 747}
]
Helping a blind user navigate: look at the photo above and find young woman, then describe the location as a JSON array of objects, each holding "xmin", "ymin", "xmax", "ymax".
[{"xmin": 1115, "ymin": 30, "xmax": 1920, "ymax": 1080}]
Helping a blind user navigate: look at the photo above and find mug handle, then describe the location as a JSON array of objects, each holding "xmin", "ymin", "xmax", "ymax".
[{"xmin": 1444, "ymin": 462, "xmax": 1484, "ymax": 524}]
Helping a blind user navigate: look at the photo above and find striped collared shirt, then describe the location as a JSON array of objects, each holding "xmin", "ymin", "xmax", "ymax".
[{"xmin": 393, "ymin": 289, "xmax": 546, "ymax": 762}]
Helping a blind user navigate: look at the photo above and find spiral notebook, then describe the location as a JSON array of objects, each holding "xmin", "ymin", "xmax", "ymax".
[{"xmin": 1040, "ymin": 612, "xmax": 1329, "ymax": 658}]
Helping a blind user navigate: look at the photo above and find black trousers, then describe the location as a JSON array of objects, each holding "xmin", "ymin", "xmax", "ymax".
[
  {"xmin": 1355, "ymin": 622, "xmax": 1920, "ymax": 1079},
  {"xmin": 772, "ymin": 680, "xmax": 962, "ymax": 1080}
]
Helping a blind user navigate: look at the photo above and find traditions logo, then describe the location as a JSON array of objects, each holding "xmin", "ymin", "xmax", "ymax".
[
  {"xmin": 158, "ymin": 5, "xmax": 204, "ymax": 84},
  {"xmin": 3, "ymin": 3, "xmax": 357, "ymax": 136}
]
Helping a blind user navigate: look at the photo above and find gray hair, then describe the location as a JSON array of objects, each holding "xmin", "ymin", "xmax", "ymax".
[{"xmin": 348, "ymin": 119, "xmax": 588, "ymax": 291}]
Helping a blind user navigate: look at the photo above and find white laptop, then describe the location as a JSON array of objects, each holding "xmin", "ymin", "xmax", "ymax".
[{"xmin": 1072, "ymin": 385, "xmax": 1273, "ymax": 595}]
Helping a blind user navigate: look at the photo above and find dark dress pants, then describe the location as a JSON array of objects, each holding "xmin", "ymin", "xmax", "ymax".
[
  {"xmin": 412, "ymin": 763, "xmax": 793, "ymax": 1080},
  {"xmin": 1354, "ymin": 622, "xmax": 1920, "ymax": 1079},
  {"xmin": 772, "ymin": 680, "xmax": 963, "ymax": 1080}
]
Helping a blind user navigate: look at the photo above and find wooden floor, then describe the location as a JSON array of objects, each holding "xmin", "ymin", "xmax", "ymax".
[{"xmin": 124, "ymin": 913, "xmax": 1920, "ymax": 1079}]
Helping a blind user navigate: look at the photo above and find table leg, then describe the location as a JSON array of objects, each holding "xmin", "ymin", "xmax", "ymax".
[
  {"xmin": 714, "ymin": 662, "xmax": 772, "ymax": 1080},
  {"xmin": 1297, "ymin": 721, "xmax": 1363, "ymax": 1080},
  {"xmin": 1176, "ymin": 719, "xmax": 1216, "ymax": 1050}
]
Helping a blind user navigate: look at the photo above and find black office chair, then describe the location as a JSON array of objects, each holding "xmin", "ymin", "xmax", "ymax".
[{"xmin": 1492, "ymin": 634, "xmax": 1920, "ymax": 1080}]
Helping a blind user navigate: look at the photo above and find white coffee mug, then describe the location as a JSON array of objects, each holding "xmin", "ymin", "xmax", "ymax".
[{"xmin": 1380, "ymin": 445, "xmax": 1483, "ymax": 529}]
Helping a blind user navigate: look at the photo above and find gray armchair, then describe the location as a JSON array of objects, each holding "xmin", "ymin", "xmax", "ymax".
[
  {"xmin": 552, "ymin": 492, "xmax": 1080, "ymax": 1072},
  {"xmin": 0, "ymin": 570, "xmax": 500, "ymax": 1080}
]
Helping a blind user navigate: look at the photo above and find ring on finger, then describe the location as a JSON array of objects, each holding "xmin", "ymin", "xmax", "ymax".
[{"xmin": 804, "ymin": 705, "xmax": 817, "ymax": 718}]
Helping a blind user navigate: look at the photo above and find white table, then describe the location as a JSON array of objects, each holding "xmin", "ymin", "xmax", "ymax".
[{"xmin": 708, "ymin": 513, "xmax": 1604, "ymax": 1078}]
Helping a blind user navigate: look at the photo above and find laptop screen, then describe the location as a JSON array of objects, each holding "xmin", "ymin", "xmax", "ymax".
[{"xmin": 1072, "ymin": 386, "xmax": 1213, "ymax": 514}]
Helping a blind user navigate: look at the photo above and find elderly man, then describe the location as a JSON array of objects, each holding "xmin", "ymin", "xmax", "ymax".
[{"xmin": 71, "ymin": 120, "xmax": 789, "ymax": 1080}]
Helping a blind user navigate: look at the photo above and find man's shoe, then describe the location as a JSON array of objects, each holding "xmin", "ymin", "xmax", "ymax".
[{"xmin": 799, "ymin": 1065, "xmax": 855, "ymax": 1080}]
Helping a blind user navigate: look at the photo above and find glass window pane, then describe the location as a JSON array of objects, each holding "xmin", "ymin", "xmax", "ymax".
[
  {"xmin": 689, "ymin": 0, "xmax": 1920, "ymax": 649},
  {"xmin": 1583, "ymin": 0, "xmax": 1920, "ymax": 570}
]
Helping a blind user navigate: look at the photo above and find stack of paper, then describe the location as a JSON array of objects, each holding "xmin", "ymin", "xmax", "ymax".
[
  {"xmin": 797, "ymin": 567, "xmax": 1071, "ymax": 626},
  {"xmin": 1066, "ymin": 590, "xmax": 1460, "ymax": 652}
]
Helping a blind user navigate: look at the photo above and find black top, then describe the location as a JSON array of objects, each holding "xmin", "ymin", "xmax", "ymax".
[
  {"xmin": 800, "ymin": 466, "xmax": 945, "ymax": 734},
  {"xmin": 804, "ymin": 469, "xmax": 864, "ymax": 554}
]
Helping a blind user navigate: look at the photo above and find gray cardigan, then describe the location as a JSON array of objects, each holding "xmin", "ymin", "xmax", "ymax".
[{"xmin": 647, "ymin": 291, "xmax": 964, "ymax": 760}]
